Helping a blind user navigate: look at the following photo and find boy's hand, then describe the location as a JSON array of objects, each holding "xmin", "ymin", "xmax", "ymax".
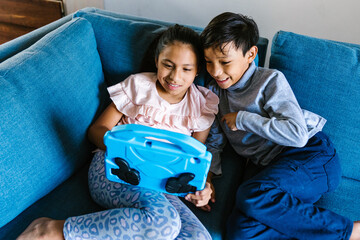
[
  {"xmin": 185, "ymin": 182, "xmax": 212, "ymax": 210},
  {"xmin": 221, "ymin": 112, "xmax": 238, "ymax": 131}
]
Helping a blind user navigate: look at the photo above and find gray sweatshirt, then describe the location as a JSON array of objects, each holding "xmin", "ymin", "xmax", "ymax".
[{"xmin": 206, "ymin": 62, "xmax": 326, "ymax": 175}]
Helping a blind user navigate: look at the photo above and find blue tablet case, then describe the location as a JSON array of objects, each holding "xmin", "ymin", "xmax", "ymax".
[{"xmin": 104, "ymin": 124, "xmax": 212, "ymax": 197}]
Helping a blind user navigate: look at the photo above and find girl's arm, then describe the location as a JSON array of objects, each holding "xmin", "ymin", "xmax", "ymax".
[
  {"xmin": 88, "ymin": 102, "xmax": 123, "ymax": 150},
  {"xmin": 184, "ymin": 127, "xmax": 215, "ymax": 211},
  {"xmin": 191, "ymin": 127, "xmax": 211, "ymax": 144}
]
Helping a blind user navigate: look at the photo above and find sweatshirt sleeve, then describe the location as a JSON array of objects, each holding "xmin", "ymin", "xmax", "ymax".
[
  {"xmin": 235, "ymin": 71, "xmax": 309, "ymax": 147},
  {"xmin": 205, "ymin": 117, "xmax": 228, "ymax": 175}
]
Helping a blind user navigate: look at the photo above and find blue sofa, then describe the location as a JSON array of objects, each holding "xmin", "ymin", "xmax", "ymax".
[{"xmin": 0, "ymin": 7, "xmax": 359, "ymax": 240}]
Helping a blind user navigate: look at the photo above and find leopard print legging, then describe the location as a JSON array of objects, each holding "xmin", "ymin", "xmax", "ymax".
[{"xmin": 63, "ymin": 151, "xmax": 212, "ymax": 240}]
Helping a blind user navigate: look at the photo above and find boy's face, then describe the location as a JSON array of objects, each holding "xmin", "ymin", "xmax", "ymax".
[{"xmin": 204, "ymin": 42, "xmax": 257, "ymax": 89}]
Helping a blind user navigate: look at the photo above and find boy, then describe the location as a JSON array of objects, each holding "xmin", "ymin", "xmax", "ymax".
[{"xmin": 200, "ymin": 12, "xmax": 360, "ymax": 239}]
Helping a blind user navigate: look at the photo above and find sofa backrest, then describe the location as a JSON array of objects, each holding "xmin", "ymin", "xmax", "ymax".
[
  {"xmin": 269, "ymin": 31, "xmax": 360, "ymax": 181},
  {"xmin": 74, "ymin": 8, "xmax": 269, "ymax": 88},
  {"xmin": 0, "ymin": 17, "xmax": 105, "ymax": 228}
]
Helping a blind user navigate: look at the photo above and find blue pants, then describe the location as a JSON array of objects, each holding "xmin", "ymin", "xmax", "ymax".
[{"xmin": 227, "ymin": 132, "xmax": 353, "ymax": 240}]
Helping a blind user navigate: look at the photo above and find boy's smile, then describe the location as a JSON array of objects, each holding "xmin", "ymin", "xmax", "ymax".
[{"xmin": 204, "ymin": 42, "xmax": 257, "ymax": 89}]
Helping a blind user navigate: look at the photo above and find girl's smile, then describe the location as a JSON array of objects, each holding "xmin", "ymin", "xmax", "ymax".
[
  {"xmin": 166, "ymin": 80, "xmax": 182, "ymax": 90},
  {"xmin": 156, "ymin": 41, "xmax": 198, "ymax": 104}
]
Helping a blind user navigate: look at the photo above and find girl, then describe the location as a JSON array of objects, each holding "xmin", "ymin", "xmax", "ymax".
[{"xmin": 17, "ymin": 24, "xmax": 218, "ymax": 240}]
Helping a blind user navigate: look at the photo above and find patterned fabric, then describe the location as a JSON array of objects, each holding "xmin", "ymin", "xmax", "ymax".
[
  {"xmin": 63, "ymin": 151, "xmax": 211, "ymax": 240},
  {"xmin": 166, "ymin": 194, "xmax": 212, "ymax": 240}
]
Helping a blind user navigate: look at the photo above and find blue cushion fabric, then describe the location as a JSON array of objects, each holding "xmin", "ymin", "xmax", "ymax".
[
  {"xmin": 269, "ymin": 31, "xmax": 360, "ymax": 180},
  {"xmin": 73, "ymin": 9, "xmax": 264, "ymax": 88},
  {"xmin": 269, "ymin": 30, "xmax": 360, "ymax": 219},
  {"xmin": 0, "ymin": 17, "xmax": 104, "ymax": 227},
  {"xmin": 0, "ymin": 163, "xmax": 104, "ymax": 240},
  {"xmin": 73, "ymin": 10, "xmax": 214, "ymax": 87},
  {"xmin": 79, "ymin": 7, "xmax": 269, "ymax": 68},
  {"xmin": 316, "ymin": 177, "xmax": 360, "ymax": 221},
  {"xmin": 74, "ymin": 11, "xmax": 170, "ymax": 86}
]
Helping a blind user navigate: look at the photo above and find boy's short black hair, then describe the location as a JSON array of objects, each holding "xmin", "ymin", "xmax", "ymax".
[{"xmin": 201, "ymin": 12, "xmax": 259, "ymax": 55}]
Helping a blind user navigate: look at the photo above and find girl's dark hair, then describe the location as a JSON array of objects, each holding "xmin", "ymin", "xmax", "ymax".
[
  {"xmin": 200, "ymin": 12, "xmax": 259, "ymax": 55},
  {"xmin": 155, "ymin": 24, "xmax": 203, "ymax": 67},
  {"xmin": 141, "ymin": 24, "xmax": 202, "ymax": 72}
]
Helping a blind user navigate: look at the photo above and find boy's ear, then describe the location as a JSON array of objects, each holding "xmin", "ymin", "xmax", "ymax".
[
  {"xmin": 247, "ymin": 46, "xmax": 258, "ymax": 63},
  {"xmin": 155, "ymin": 58, "xmax": 158, "ymax": 68}
]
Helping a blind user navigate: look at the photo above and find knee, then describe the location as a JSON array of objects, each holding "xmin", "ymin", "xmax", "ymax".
[
  {"xmin": 166, "ymin": 205, "xmax": 182, "ymax": 238},
  {"xmin": 235, "ymin": 181, "xmax": 260, "ymax": 210},
  {"xmin": 235, "ymin": 181, "xmax": 278, "ymax": 217},
  {"xmin": 146, "ymin": 204, "xmax": 181, "ymax": 239}
]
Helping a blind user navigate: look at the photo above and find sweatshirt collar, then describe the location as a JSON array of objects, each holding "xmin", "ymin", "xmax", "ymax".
[{"xmin": 227, "ymin": 61, "xmax": 256, "ymax": 91}]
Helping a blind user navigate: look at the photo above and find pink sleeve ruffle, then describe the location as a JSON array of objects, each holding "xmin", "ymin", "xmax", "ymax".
[
  {"xmin": 107, "ymin": 73, "xmax": 156, "ymax": 118},
  {"xmin": 107, "ymin": 73, "xmax": 219, "ymax": 135},
  {"xmin": 188, "ymin": 85, "xmax": 219, "ymax": 132}
]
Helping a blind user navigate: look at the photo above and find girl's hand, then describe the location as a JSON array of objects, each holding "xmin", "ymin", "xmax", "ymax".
[
  {"xmin": 185, "ymin": 182, "xmax": 212, "ymax": 210},
  {"xmin": 221, "ymin": 112, "xmax": 238, "ymax": 131},
  {"xmin": 199, "ymin": 180, "xmax": 216, "ymax": 212},
  {"xmin": 199, "ymin": 172, "xmax": 216, "ymax": 212}
]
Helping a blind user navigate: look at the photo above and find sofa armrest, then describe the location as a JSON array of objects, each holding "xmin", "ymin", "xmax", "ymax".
[{"xmin": 0, "ymin": 14, "xmax": 72, "ymax": 63}]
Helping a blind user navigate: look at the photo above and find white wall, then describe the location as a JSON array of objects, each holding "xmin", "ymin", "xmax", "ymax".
[
  {"xmin": 103, "ymin": 0, "xmax": 360, "ymax": 66},
  {"xmin": 63, "ymin": 0, "xmax": 104, "ymax": 15}
]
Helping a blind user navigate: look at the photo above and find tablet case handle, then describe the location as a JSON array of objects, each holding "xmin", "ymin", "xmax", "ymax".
[{"xmin": 105, "ymin": 124, "xmax": 207, "ymax": 157}]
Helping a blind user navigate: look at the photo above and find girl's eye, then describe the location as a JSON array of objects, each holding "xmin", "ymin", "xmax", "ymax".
[
  {"xmin": 222, "ymin": 61, "xmax": 231, "ymax": 65},
  {"xmin": 163, "ymin": 63, "xmax": 173, "ymax": 69},
  {"xmin": 184, "ymin": 68, "xmax": 192, "ymax": 72}
]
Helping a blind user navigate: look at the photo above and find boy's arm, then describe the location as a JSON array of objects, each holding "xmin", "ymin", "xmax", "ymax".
[
  {"xmin": 234, "ymin": 73, "xmax": 309, "ymax": 147},
  {"xmin": 206, "ymin": 117, "xmax": 228, "ymax": 176}
]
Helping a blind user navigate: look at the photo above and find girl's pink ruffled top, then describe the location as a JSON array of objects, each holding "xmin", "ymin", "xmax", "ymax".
[{"xmin": 108, "ymin": 72, "xmax": 219, "ymax": 135}]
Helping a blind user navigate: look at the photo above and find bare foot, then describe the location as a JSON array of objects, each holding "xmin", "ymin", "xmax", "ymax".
[
  {"xmin": 350, "ymin": 221, "xmax": 360, "ymax": 240},
  {"xmin": 16, "ymin": 217, "xmax": 65, "ymax": 240}
]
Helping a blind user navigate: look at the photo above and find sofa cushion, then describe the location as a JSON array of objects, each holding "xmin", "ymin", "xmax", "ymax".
[
  {"xmin": 0, "ymin": 163, "xmax": 103, "ymax": 240},
  {"xmin": 0, "ymin": 17, "xmax": 105, "ymax": 227},
  {"xmin": 270, "ymin": 31, "xmax": 360, "ymax": 180},
  {"xmin": 74, "ymin": 10, "xmax": 174, "ymax": 86},
  {"xmin": 73, "ymin": 9, "xmax": 266, "ymax": 88},
  {"xmin": 269, "ymin": 31, "xmax": 360, "ymax": 218},
  {"xmin": 316, "ymin": 177, "xmax": 360, "ymax": 221}
]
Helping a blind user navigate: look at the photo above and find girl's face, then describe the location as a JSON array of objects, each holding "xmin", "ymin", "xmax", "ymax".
[{"xmin": 156, "ymin": 41, "xmax": 198, "ymax": 103}]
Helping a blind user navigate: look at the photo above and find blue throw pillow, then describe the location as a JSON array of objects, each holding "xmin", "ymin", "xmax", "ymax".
[
  {"xmin": 269, "ymin": 31, "xmax": 360, "ymax": 180},
  {"xmin": 0, "ymin": 18, "xmax": 104, "ymax": 227}
]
